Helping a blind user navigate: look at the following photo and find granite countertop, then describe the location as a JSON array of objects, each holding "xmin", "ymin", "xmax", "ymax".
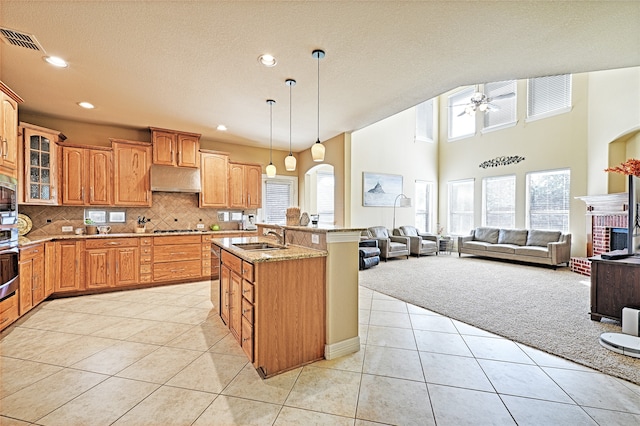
[
  {"xmin": 18, "ymin": 230, "xmax": 256, "ymax": 247},
  {"xmin": 257, "ymin": 223, "xmax": 367, "ymax": 234},
  {"xmin": 212, "ymin": 236, "xmax": 327, "ymax": 263}
]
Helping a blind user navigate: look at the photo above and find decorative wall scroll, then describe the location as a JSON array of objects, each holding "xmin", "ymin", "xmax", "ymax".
[{"xmin": 479, "ymin": 155, "xmax": 525, "ymax": 169}]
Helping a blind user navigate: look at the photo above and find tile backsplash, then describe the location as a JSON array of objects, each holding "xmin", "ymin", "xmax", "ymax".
[{"xmin": 20, "ymin": 192, "xmax": 255, "ymax": 237}]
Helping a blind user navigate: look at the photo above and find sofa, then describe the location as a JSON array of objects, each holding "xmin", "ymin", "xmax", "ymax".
[
  {"xmin": 394, "ymin": 225, "xmax": 438, "ymax": 257},
  {"xmin": 458, "ymin": 227, "xmax": 571, "ymax": 267},
  {"xmin": 366, "ymin": 226, "xmax": 410, "ymax": 261}
]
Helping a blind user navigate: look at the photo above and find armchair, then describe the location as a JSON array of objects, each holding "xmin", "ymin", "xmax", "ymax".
[
  {"xmin": 366, "ymin": 226, "xmax": 410, "ymax": 261},
  {"xmin": 394, "ymin": 225, "xmax": 438, "ymax": 257}
]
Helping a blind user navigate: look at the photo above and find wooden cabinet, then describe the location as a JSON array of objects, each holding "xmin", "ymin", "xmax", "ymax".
[
  {"xmin": 152, "ymin": 235, "xmax": 202, "ymax": 282},
  {"xmin": 61, "ymin": 144, "xmax": 112, "ymax": 206},
  {"xmin": 44, "ymin": 241, "xmax": 55, "ymax": 298},
  {"xmin": 228, "ymin": 162, "xmax": 262, "ymax": 209},
  {"xmin": 139, "ymin": 236, "xmax": 153, "ymax": 283},
  {"xmin": 150, "ymin": 127, "xmax": 200, "ymax": 168},
  {"xmin": 85, "ymin": 238, "xmax": 139, "ymax": 289},
  {"xmin": 199, "ymin": 150, "xmax": 229, "ymax": 208},
  {"xmin": 18, "ymin": 244, "xmax": 45, "ymax": 315},
  {"xmin": 218, "ymin": 247, "xmax": 326, "ymax": 377},
  {"xmin": 111, "ymin": 139, "xmax": 151, "ymax": 206},
  {"xmin": 201, "ymin": 234, "xmax": 213, "ymax": 277},
  {"xmin": 19, "ymin": 123, "xmax": 61, "ymax": 205},
  {"xmin": 54, "ymin": 240, "xmax": 85, "ymax": 293},
  {"xmin": 0, "ymin": 82, "xmax": 23, "ymax": 178},
  {"xmin": 0, "ymin": 293, "xmax": 19, "ymax": 332},
  {"xmin": 590, "ymin": 256, "xmax": 640, "ymax": 321}
]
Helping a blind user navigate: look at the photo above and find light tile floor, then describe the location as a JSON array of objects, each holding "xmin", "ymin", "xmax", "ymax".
[{"xmin": 1, "ymin": 280, "xmax": 639, "ymax": 425}]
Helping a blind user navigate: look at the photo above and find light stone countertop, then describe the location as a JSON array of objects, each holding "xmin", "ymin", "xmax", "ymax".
[
  {"xmin": 212, "ymin": 236, "xmax": 327, "ymax": 263},
  {"xmin": 18, "ymin": 230, "xmax": 257, "ymax": 248}
]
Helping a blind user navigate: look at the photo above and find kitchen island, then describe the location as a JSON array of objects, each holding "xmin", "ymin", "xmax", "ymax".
[{"xmin": 212, "ymin": 236, "xmax": 327, "ymax": 377}]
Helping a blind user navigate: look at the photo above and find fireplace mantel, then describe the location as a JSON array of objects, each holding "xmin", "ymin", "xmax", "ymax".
[{"xmin": 576, "ymin": 193, "xmax": 629, "ymax": 215}]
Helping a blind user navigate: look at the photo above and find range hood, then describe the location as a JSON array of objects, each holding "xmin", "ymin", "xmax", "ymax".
[{"xmin": 150, "ymin": 164, "xmax": 201, "ymax": 193}]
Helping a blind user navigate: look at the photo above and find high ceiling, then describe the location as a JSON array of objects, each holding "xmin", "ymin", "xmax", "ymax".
[{"xmin": 1, "ymin": 1, "xmax": 639, "ymax": 152}]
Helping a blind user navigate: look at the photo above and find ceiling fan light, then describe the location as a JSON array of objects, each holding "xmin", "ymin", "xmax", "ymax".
[
  {"xmin": 311, "ymin": 141, "xmax": 325, "ymax": 162},
  {"xmin": 479, "ymin": 103, "xmax": 488, "ymax": 112},
  {"xmin": 284, "ymin": 154, "xmax": 296, "ymax": 171},
  {"xmin": 266, "ymin": 163, "xmax": 277, "ymax": 178}
]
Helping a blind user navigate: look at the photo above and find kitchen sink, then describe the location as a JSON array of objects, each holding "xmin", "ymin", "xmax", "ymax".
[{"xmin": 233, "ymin": 242, "xmax": 287, "ymax": 251}]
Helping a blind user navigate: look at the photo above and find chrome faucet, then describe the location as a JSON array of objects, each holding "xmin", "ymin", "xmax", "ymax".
[{"xmin": 265, "ymin": 226, "xmax": 286, "ymax": 245}]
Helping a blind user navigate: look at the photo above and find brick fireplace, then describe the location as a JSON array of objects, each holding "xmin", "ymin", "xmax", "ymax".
[{"xmin": 572, "ymin": 193, "xmax": 628, "ymax": 276}]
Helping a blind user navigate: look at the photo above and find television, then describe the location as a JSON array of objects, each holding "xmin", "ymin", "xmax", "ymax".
[{"xmin": 628, "ymin": 175, "xmax": 640, "ymax": 256}]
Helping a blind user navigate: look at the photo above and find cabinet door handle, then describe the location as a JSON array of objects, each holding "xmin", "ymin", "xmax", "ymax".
[
  {"xmin": 242, "ymin": 288, "xmax": 250, "ymax": 294},
  {"xmin": 0, "ymin": 138, "xmax": 4, "ymax": 157},
  {"xmin": 242, "ymin": 308, "xmax": 250, "ymax": 314},
  {"xmin": 2, "ymin": 139, "xmax": 7, "ymax": 159},
  {"xmin": 81, "ymin": 187, "xmax": 84, "ymax": 200},
  {"xmin": 242, "ymin": 337, "xmax": 250, "ymax": 342}
]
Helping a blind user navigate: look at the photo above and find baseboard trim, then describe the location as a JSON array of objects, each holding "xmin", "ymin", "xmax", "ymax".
[{"xmin": 324, "ymin": 336, "xmax": 360, "ymax": 360}]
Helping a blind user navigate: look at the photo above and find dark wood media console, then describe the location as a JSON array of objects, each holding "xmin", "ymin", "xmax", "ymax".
[{"xmin": 590, "ymin": 255, "xmax": 640, "ymax": 321}]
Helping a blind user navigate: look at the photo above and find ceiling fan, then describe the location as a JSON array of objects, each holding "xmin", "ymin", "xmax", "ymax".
[{"xmin": 453, "ymin": 87, "xmax": 515, "ymax": 116}]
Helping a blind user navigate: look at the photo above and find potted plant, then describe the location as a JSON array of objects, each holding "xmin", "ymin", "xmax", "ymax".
[{"xmin": 84, "ymin": 218, "xmax": 97, "ymax": 235}]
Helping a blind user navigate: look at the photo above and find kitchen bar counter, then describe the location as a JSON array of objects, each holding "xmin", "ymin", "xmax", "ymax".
[{"xmin": 211, "ymin": 236, "xmax": 326, "ymax": 263}]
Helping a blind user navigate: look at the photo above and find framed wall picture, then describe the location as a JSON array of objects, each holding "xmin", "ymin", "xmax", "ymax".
[{"xmin": 363, "ymin": 172, "xmax": 403, "ymax": 206}]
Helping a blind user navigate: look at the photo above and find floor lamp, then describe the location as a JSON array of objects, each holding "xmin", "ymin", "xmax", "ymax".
[{"xmin": 393, "ymin": 193, "xmax": 412, "ymax": 231}]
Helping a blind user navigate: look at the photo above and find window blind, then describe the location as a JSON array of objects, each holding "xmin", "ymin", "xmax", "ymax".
[
  {"xmin": 527, "ymin": 74, "xmax": 572, "ymax": 119},
  {"xmin": 448, "ymin": 179, "xmax": 474, "ymax": 235},
  {"xmin": 316, "ymin": 171, "xmax": 334, "ymax": 224},
  {"xmin": 448, "ymin": 87, "xmax": 476, "ymax": 140},
  {"xmin": 482, "ymin": 175, "xmax": 515, "ymax": 228},
  {"xmin": 415, "ymin": 99, "xmax": 434, "ymax": 142},
  {"xmin": 526, "ymin": 169, "xmax": 570, "ymax": 232},
  {"xmin": 414, "ymin": 180, "xmax": 433, "ymax": 233},
  {"xmin": 263, "ymin": 180, "xmax": 292, "ymax": 225},
  {"xmin": 483, "ymin": 80, "xmax": 516, "ymax": 130}
]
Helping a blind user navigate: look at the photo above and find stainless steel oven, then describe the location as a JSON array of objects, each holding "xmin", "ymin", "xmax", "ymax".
[
  {"xmin": 0, "ymin": 174, "xmax": 19, "ymax": 300},
  {"xmin": 0, "ymin": 247, "xmax": 18, "ymax": 300}
]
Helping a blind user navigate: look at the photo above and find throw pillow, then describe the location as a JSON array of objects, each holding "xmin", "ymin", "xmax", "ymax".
[
  {"xmin": 474, "ymin": 227, "xmax": 500, "ymax": 243},
  {"xmin": 526, "ymin": 229, "xmax": 561, "ymax": 246},
  {"xmin": 498, "ymin": 229, "xmax": 528, "ymax": 245}
]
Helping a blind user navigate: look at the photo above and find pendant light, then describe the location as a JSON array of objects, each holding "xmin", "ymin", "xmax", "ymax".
[
  {"xmin": 311, "ymin": 49, "xmax": 325, "ymax": 162},
  {"xmin": 284, "ymin": 79, "xmax": 297, "ymax": 171},
  {"xmin": 265, "ymin": 99, "xmax": 277, "ymax": 178}
]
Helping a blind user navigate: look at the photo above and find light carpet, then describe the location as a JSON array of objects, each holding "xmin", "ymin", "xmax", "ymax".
[{"xmin": 359, "ymin": 254, "xmax": 640, "ymax": 385}]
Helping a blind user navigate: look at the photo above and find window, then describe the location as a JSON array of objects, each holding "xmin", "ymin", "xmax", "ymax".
[
  {"xmin": 483, "ymin": 80, "xmax": 517, "ymax": 131},
  {"xmin": 527, "ymin": 74, "xmax": 572, "ymax": 120},
  {"xmin": 260, "ymin": 176, "xmax": 297, "ymax": 225},
  {"xmin": 526, "ymin": 169, "xmax": 570, "ymax": 232},
  {"xmin": 482, "ymin": 175, "xmax": 515, "ymax": 228},
  {"xmin": 415, "ymin": 98, "xmax": 434, "ymax": 142},
  {"xmin": 316, "ymin": 171, "xmax": 334, "ymax": 225},
  {"xmin": 448, "ymin": 179, "xmax": 474, "ymax": 235},
  {"xmin": 414, "ymin": 180, "xmax": 434, "ymax": 233},
  {"xmin": 448, "ymin": 87, "xmax": 476, "ymax": 140}
]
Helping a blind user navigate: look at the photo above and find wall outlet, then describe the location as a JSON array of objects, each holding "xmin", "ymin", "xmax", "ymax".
[
  {"xmin": 62, "ymin": 226, "xmax": 73, "ymax": 232},
  {"xmin": 196, "ymin": 223, "xmax": 205, "ymax": 229},
  {"xmin": 311, "ymin": 234, "xmax": 320, "ymax": 244}
]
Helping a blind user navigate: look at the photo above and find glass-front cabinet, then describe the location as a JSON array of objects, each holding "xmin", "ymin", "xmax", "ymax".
[{"xmin": 20, "ymin": 123, "xmax": 61, "ymax": 205}]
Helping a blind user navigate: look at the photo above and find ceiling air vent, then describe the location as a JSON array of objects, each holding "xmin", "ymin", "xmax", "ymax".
[{"xmin": 0, "ymin": 27, "xmax": 45, "ymax": 52}]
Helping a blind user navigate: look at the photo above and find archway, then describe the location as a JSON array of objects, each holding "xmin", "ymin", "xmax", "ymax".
[{"xmin": 304, "ymin": 164, "xmax": 335, "ymax": 226}]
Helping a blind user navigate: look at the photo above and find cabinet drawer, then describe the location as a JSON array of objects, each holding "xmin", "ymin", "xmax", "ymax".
[
  {"xmin": 202, "ymin": 250, "xmax": 211, "ymax": 259},
  {"xmin": 141, "ymin": 246, "xmax": 153, "ymax": 255},
  {"xmin": 241, "ymin": 261, "xmax": 254, "ymax": 282},
  {"xmin": 202, "ymin": 259, "xmax": 211, "ymax": 269},
  {"xmin": 0, "ymin": 293, "xmax": 19, "ymax": 331},
  {"xmin": 140, "ymin": 264, "xmax": 152, "ymax": 274},
  {"xmin": 221, "ymin": 250, "xmax": 242, "ymax": 275},
  {"xmin": 242, "ymin": 280, "xmax": 254, "ymax": 303},
  {"xmin": 139, "ymin": 274, "xmax": 152, "ymax": 283},
  {"xmin": 85, "ymin": 238, "xmax": 139, "ymax": 249},
  {"xmin": 153, "ymin": 244, "xmax": 201, "ymax": 263},
  {"xmin": 140, "ymin": 255, "xmax": 152, "ymax": 264},
  {"xmin": 202, "ymin": 235, "xmax": 213, "ymax": 243},
  {"xmin": 241, "ymin": 315, "xmax": 253, "ymax": 362},
  {"xmin": 140, "ymin": 237, "xmax": 153, "ymax": 246},
  {"xmin": 20, "ymin": 244, "xmax": 44, "ymax": 260},
  {"xmin": 153, "ymin": 235, "xmax": 201, "ymax": 245},
  {"xmin": 241, "ymin": 297, "xmax": 254, "ymax": 323},
  {"xmin": 153, "ymin": 260, "xmax": 202, "ymax": 282}
]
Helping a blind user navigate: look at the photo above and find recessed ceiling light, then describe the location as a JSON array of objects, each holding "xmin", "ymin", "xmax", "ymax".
[
  {"xmin": 217, "ymin": 124, "xmax": 227, "ymax": 131},
  {"xmin": 258, "ymin": 54, "xmax": 277, "ymax": 67},
  {"xmin": 44, "ymin": 55, "xmax": 68, "ymax": 68},
  {"xmin": 78, "ymin": 102, "xmax": 94, "ymax": 109}
]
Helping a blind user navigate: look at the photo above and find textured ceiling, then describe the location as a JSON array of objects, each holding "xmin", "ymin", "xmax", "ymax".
[{"xmin": 1, "ymin": 1, "xmax": 639, "ymax": 152}]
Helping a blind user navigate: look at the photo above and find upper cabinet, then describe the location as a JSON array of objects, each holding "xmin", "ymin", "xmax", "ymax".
[
  {"xmin": 19, "ymin": 123, "xmax": 62, "ymax": 205},
  {"xmin": 0, "ymin": 82, "xmax": 23, "ymax": 178},
  {"xmin": 150, "ymin": 127, "xmax": 200, "ymax": 168},
  {"xmin": 199, "ymin": 150, "xmax": 229, "ymax": 208},
  {"xmin": 111, "ymin": 139, "xmax": 152, "ymax": 206},
  {"xmin": 228, "ymin": 162, "xmax": 262, "ymax": 209},
  {"xmin": 60, "ymin": 144, "xmax": 112, "ymax": 206}
]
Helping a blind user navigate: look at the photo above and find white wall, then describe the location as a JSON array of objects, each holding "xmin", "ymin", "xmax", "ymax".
[
  {"xmin": 350, "ymin": 108, "xmax": 438, "ymax": 231},
  {"xmin": 587, "ymin": 67, "xmax": 640, "ymax": 194}
]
